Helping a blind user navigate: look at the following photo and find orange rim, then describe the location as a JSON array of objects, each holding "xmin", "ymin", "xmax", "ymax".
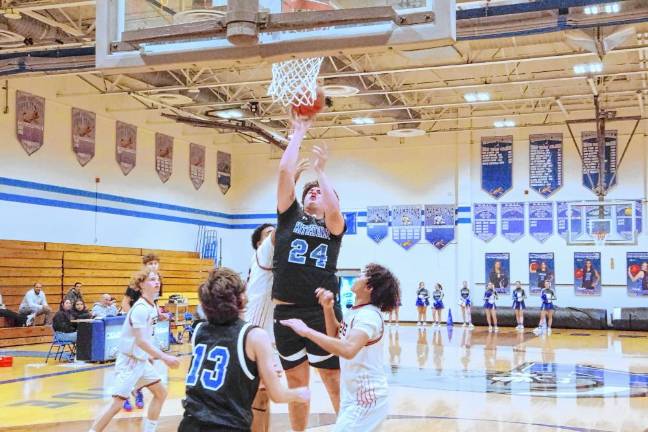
[{"xmin": 282, "ymin": 0, "xmax": 334, "ymax": 12}]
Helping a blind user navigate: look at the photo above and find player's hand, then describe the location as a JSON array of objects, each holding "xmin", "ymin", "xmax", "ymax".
[
  {"xmin": 312, "ymin": 143, "xmax": 328, "ymax": 173},
  {"xmin": 291, "ymin": 386, "xmax": 311, "ymax": 403},
  {"xmin": 315, "ymin": 288, "xmax": 334, "ymax": 309},
  {"xmin": 280, "ymin": 319, "xmax": 310, "ymax": 337},
  {"xmin": 294, "ymin": 158, "xmax": 310, "ymax": 183},
  {"xmin": 290, "ymin": 114, "xmax": 313, "ymax": 135},
  {"xmin": 162, "ymin": 354, "xmax": 180, "ymax": 369}
]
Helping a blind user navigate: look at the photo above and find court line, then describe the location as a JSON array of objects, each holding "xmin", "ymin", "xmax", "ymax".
[{"xmin": 0, "ymin": 364, "xmax": 113, "ymax": 386}]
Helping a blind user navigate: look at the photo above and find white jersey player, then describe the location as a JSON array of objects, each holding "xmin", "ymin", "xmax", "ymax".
[{"xmin": 281, "ymin": 263, "xmax": 401, "ymax": 431}]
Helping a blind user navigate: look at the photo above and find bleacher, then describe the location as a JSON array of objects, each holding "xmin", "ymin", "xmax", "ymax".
[{"xmin": 0, "ymin": 240, "xmax": 214, "ymax": 347}]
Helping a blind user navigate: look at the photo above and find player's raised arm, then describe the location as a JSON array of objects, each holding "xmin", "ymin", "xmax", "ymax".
[
  {"xmin": 278, "ymin": 118, "xmax": 311, "ymax": 213},
  {"xmin": 312, "ymin": 143, "xmax": 344, "ymax": 236}
]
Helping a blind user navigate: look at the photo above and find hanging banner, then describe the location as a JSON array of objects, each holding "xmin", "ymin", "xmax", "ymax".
[
  {"xmin": 529, "ymin": 133, "xmax": 562, "ymax": 197},
  {"xmin": 616, "ymin": 201, "xmax": 643, "ymax": 239},
  {"xmin": 529, "ymin": 253, "xmax": 555, "ymax": 295},
  {"xmin": 343, "ymin": 212, "xmax": 357, "ymax": 235},
  {"xmin": 557, "ymin": 201, "xmax": 569, "ymax": 239},
  {"xmin": 71, "ymin": 108, "xmax": 96, "ymax": 167},
  {"xmin": 155, "ymin": 133, "xmax": 173, "ymax": 183},
  {"xmin": 481, "ymin": 135, "xmax": 513, "ymax": 199},
  {"xmin": 528, "ymin": 202, "xmax": 553, "ymax": 242},
  {"xmin": 366, "ymin": 206, "xmax": 389, "ymax": 243},
  {"xmin": 217, "ymin": 151, "xmax": 231, "ymax": 194},
  {"xmin": 424, "ymin": 205, "xmax": 455, "ymax": 250},
  {"xmin": 627, "ymin": 252, "xmax": 648, "ymax": 297},
  {"xmin": 16, "ymin": 90, "xmax": 45, "ymax": 155},
  {"xmin": 500, "ymin": 202, "xmax": 525, "ymax": 242},
  {"xmin": 574, "ymin": 252, "xmax": 601, "ymax": 296},
  {"xmin": 582, "ymin": 130, "xmax": 617, "ymax": 194},
  {"xmin": 473, "ymin": 203, "xmax": 497, "ymax": 242},
  {"xmin": 485, "ymin": 253, "xmax": 510, "ymax": 295},
  {"xmin": 557, "ymin": 201, "xmax": 583, "ymax": 240},
  {"xmin": 190, "ymin": 143, "xmax": 206, "ymax": 190},
  {"xmin": 391, "ymin": 205, "xmax": 422, "ymax": 250},
  {"xmin": 115, "ymin": 121, "xmax": 137, "ymax": 175}
]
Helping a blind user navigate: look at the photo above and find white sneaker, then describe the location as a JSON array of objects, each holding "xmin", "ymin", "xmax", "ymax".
[
  {"xmin": 468, "ymin": 323, "xmax": 474, "ymax": 329},
  {"xmin": 547, "ymin": 328, "xmax": 552, "ymax": 335},
  {"xmin": 488, "ymin": 326, "xmax": 493, "ymax": 333},
  {"xmin": 494, "ymin": 326, "xmax": 499, "ymax": 333},
  {"xmin": 26, "ymin": 313, "xmax": 35, "ymax": 327},
  {"xmin": 417, "ymin": 321, "xmax": 421, "ymax": 326},
  {"xmin": 462, "ymin": 322, "xmax": 467, "ymax": 327},
  {"xmin": 533, "ymin": 327, "xmax": 542, "ymax": 335}
]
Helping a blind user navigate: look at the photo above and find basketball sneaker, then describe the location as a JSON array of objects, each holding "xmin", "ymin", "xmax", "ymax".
[
  {"xmin": 135, "ymin": 390, "xmax": 144, "ymax": 409},
  {"xmin": 123, "ymin": 398, "xmax": 133, "ymax": 412}
]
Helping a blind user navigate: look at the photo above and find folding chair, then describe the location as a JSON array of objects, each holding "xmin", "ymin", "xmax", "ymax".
[{"xmin": 45, "ymin": 335, "xmax": 76, "ymax": 363}]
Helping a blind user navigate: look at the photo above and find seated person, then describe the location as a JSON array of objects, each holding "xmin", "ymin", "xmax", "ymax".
[
  {"xmin": 72, "ymin": 299, "xmax": 92, "ymax": 320},
  {"xmin": 91, "ymin": 294, "xmax": 118, "ymax": 318},
  {"xmin": 53, "ymin": 299, "xmax": 77, "ymax": 343},
  {"xmin": 18, "ymin": 282, "xmax": 52, "ymax": 325},
  {"xmin": 0, "ymin": 293, "xmax": 30, "ymax": 326},
  {"xmin": 65, "ymin": 282, "xmax": 84, "ymax": 305}
]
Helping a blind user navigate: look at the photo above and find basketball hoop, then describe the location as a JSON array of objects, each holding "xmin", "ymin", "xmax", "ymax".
[
  {"xmin": 267, "ymin": 0, "xmax": 332, "ymax": 107},
  {"xmin": 593, "ymin": 231, "xmax": 607, "ymax": 247}
]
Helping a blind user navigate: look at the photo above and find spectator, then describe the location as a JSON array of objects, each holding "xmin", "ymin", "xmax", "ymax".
[
  {"xmin": 65, "ymin": 282, "xmax": 84, "ymax": 305},
  {"xmin": 72, "ymin": 299, "xmax": 92, "ymax": 320},
  {"xmin": 53, "ymin": 299, "xmax": 77, "ymax": 343},
  {"xmin": 92, "ymin": 294, "xmax": 118, "ymax": 318},
  {"xmin": 0, "ymin": 293, "xmax": 30, "ymax": 326},
  {"xmin": 18, "ymin": 283, "xmax": 52, "ymax": 325}
]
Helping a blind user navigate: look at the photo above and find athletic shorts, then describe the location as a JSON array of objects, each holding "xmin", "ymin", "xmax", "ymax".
[
  {"xmin": 273, "ymin": 304, "xmax": 342, "ymax": 370},
  {"xmin": 178, "ymin": 414, "xmax": 249, "ymax": 432},
  {"xmin": 333, "ymin": 396, "xmax": 388, "ymax": 432},
  {"xmin": 111, "ymin": 353, "xmax": 161, "ymax": 399}
]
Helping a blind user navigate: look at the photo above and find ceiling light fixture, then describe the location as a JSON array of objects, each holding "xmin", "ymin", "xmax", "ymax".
[
  {"xmin": 573, "ymin": 62, "xmax": 603, "ymax": 74},
  {"xmin": 352, "ymin": 117, "xmax": 375, "ymax": 125},
  {"xmin": 464, "ymin": 92, "xmax": 491, "ymax": 102},
  {"xmin": 494, "ymin": 119, "xmax": 515, "ymax": 128},
  {"xmin": 215, "ymin": 109, "xmax": 244, "ymax": 119}
]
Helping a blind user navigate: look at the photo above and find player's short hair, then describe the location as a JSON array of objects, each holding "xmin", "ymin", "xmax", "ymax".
[
  {"xmin": 251, "ymin": 223, "xmax": 274, "ymax": 250},
  {"xmin": 129, "ymin": 269, "xmax": 158, "ymax": 290},
  {"xmin": 142, "ymin": 253, "xmax": 160, "ymax": 265},
  {"xmin": 365, "ymin": 263, "xmax": 401, "ymax": 312},
  {"xmin": 199, "ymin": 267, "xmax": 245, "ymax": 325}
]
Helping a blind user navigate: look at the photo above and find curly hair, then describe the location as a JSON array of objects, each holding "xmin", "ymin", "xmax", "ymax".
[
  {"xmin": 129, "ymin": 269, "xmax": 158, "ymax": 291},
  {"xmin": 251, "ymin": 223, "xmax": 274, "ymax": 250},
  {"xmin": 365, "ymin": 263, "xmax": 401, "ymax": 312},
  {"xmin": 199, "ymin": 267, "xmax": 245, "ymax": 325},
  {"xmin": 142, "ymin": 253, "xmax": 160, "ymax": 265}
]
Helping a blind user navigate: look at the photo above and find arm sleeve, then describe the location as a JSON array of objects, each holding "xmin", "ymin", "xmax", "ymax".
[
  {"xmin": 352, "ymin": 309, "xmax": 383, "ymax": 341},
  {"xmin": 129, "ymin": 305, "xmax": 149, "ymax": 329}
]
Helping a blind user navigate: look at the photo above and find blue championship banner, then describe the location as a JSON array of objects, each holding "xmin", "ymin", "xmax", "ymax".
[
  {"xmin": 485, "ymin": 253, "xmax": 510, "ymax": 295},
  {"xmin": 500, "ymin": 202, "xmax": 525, "ymax": 242},
  {"xmin": 529, "ymin": 202, "xmax": 553, "ymax": 242},
  {"xmin": 627, "ymin": 252, "xmax": 648, "ymax": 297},
  {"xmin": 557, "ymin": 201, "xmax": 582, "ymax": 240},
  {"xmin": 473, "ymin": 203, "xmax": 497, "ymax": 242},
  {"xmin": 582, "ymin": 130, "xmax": 617, "ymax": 194},
  {"xmin": 529, "ymin": 133, "xmax": 562, "ymax": 198},
  {"xmin": 616, "ymin": 201, "xmax": 643, "ymax": 240},
  {"xmin": 574, "ymin": 252, "xmax": 601, "ymax": 296},
  {"xmin": 391, "ymin": 205, "xmax": 422, "ymax": 250},
  {"xmin": 529, "ymin": 253, "xmax": 554, "ymax": 295},
  {"xmin": 366, "ymin": 206, "xmax": 389, "ymax": 243},
  {"xmin": 424, "ymin": 205, "xmax": 455, "ymax": 250},
  {"xmin": 343, "ymin": 212, "xmax": 357, "ymax": 235},
  {"xmin": 481, "ymin": 135, "xmax": 513, "ymax": 199}
]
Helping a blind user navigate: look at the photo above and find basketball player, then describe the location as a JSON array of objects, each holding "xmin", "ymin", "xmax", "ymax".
[
  {"xmin": 90, "ymin": 270, "xmax": 180, "ymax": 432},
  {"xmin": 415, "ymin": 281, "xmax": 430, "ymax": 326},
  {"xmin": 179, "ymin": 268, "xmax": 309, "ymax": 432},
  {"xmin": 579, "ymin": 259, "xmax": 600, "ymax": 292},
  {"xmin": 458, "ymin": 281, "xmax": 474, "ymax": 328},
  {"xmin": 534, "ymin": 287, "xmax": 557, "ymax": 335},
  {"xmin": 431, "ymin": 283, "xmax": 444, "ymax": 327},
  {"xmin": 273, "ymin": 116, "xmax": 345, "ymax": 431},
  {"xmin": 511, "ymin": 281, "xmax": 526, "ymax": 331},
  {"xmin": 483, "ymin": 282, "xmax": 498, "ymax": 333},
  {"xmin": 280, "ymin": 263, "xmax": 401, "ymax": 432},
  {"xmin": 627, "ymin": 262, "xmax": 648, "ymax": 292}
]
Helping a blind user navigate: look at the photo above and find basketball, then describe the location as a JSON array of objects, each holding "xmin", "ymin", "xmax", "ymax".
[
  {"xmin": 630, "ymin": 264, "xmax": 641, "ymax": 276},
  {"xmin": 575, "ymin": 269, "xmax": 584, "ymax": 279},
  {"xmin": 530, "ymin": 262, "xmax": 538, "ymax": 272},
  {"xmin": 291, "ymin": 87, "xmax": 326, "ymax": 119},
  {"xmin": 625, "ymin": 207, "xmax": 633, "ymax": 216}
]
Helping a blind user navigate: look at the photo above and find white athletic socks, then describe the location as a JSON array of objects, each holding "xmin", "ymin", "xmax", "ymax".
[{"xmin": 143, "ymin": 419, "xmax": 158, "ymax": 432}]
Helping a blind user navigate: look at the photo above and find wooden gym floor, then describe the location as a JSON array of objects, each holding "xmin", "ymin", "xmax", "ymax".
[{"xmin": 1, "ymin": 325, "xmax": 648, "ymax": 431}]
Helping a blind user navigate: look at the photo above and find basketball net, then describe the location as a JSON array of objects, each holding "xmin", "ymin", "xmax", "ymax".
[
  {"xmin": 267, "ymin": 0, "xmax": 331, "ymax": 107},
  {"xmin": 593, "ymin": 231, "xmax": 607, "ymax": 247}
]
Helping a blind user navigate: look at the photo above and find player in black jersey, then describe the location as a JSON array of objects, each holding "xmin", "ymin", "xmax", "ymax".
[
  {"xmin": 273, "ymin": 116, "xmax": 345, "ymax": 431},
  {"xmin": 180, "ymin": 268, "xmax": 309, "ymax": 432}
]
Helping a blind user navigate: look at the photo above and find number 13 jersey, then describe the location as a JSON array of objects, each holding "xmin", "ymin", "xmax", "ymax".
[{"xmin": 273, "ymin": 199, "xmax": 345, "ymax": 306}]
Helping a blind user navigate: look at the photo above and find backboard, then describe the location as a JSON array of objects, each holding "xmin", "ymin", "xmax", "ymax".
[
  {"xmin": 567, "ymin": 200, "xmax": 638, "ymax": 246},
  {"xmin": 97, "ymin": 0, "xmax": 456, "ymax": 71}
]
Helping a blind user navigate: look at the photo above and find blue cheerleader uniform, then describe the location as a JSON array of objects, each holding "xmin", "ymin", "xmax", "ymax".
[
  {"xmin": 416, "ymin": 288, "xmax": 430, "ymax": 307},
  {"xmin": 512, "ymin": 287, "xmax": 526, "ymax": 310},
  {"xmin": 483, "ymin": 288, "xmax": 497, "ymax": 309},
  {"xmin": 541, "ymin": 288, "xmax": 556, "ymax": 310},
  {"xmin": 432, "ymin": 290, "xmax": 444, "ymax": 310},
  {"xmin": 459, "ymin": 287, "xmax": 471, "ymax": 307}
]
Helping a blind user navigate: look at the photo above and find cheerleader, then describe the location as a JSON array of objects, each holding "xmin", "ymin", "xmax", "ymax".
[
  {"xmin": 431, "ymin": 283, "xmax": 444, "ymax": 327},
  {"xmin": 415, "ymin": 281, "xmax": 430, "ymax": 326},
  {"xmin": 534, "ymin": 287, "xmax": 557, "ymax": 335},
  {"xmin": 511, "ymin": 281, "xmax": 526, "ymax": 331},
  {"xmin": 458, "ymin": 281, "xmax": 474, "ymax": 328},
  {"xmin": 483, "ymin": 282, "xmax": 499, "ymax": 333}
]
